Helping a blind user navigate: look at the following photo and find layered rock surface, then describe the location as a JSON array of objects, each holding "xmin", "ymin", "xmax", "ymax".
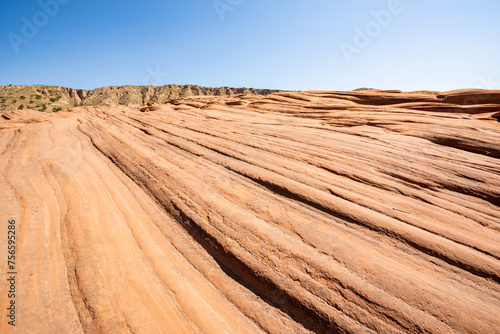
[{"xmin": 1, "ymin": 89, "xmax": 499, "ymax": 333}]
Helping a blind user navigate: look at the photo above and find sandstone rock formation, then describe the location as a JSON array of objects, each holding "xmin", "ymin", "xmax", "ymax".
[
  {"xmin": 0, "ymin": 89, "xmax": 499, "ymax": 333},
  {"xmin": 0, "ymin": 85, "xmax": 282, "ymax": 112}
]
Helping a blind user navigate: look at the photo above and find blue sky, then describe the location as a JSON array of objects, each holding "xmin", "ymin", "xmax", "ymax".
[{"xmin": 1, "ymin": 0, "xmax": 499, "ymax": 91}]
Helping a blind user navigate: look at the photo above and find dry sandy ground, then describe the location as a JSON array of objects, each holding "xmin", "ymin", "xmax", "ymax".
[{"xmin": 0, "ymin": 89, "xmax": 499, "ymax": 333}]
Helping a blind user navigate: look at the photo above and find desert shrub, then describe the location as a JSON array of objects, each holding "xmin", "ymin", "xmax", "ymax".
[
  {"xmin": 38, "ymin": 103, "xmax": 48, "ymax": 112},
  {"xmin": 20, "ymin": 96, "xmax": 26, "ymax": 99},
  {"xmin": 11, "ymin": 99, "xmax": 17, "ymax": 103},
  {"xmin": 52, "ymin": 107, "xmax": 62, "ymax": 112},
  {"xmin": 30, "ymin": 100, "xmax": 34, "ymax": 104},
  {"xmin": 18, "ymin": 104, "xmax": 24, "ymax": 109},
  {"xmin": 35, "ymin": 94, "xmax": 42, "ymax": 99},
  {"xmin": 49, "ymin": 96, "xmax": 61, "ymax": 102}
]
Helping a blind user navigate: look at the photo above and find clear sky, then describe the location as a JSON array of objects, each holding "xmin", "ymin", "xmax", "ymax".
[{"xmin": 1, "ymin": 0, "xmax": 499, "ymax": 91}]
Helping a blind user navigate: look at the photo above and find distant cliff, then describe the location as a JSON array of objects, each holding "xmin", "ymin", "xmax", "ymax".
[{"xmin": 0, "ymin": 84, "xmax": 282, "ymax": 112}]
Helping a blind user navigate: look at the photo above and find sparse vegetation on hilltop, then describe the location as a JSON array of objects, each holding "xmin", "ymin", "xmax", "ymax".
[{"xmin": 0, "ymin": 84, "xmax": 283, "ymax": 112}]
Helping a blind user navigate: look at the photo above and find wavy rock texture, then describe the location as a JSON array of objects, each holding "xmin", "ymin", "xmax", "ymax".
[{"xmin": 1, "ymin": 89, "xmax": 500, "ymax": 333}]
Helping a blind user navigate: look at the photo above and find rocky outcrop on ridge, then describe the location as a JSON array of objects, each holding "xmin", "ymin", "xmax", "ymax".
[{"xmin": 0, "ymin": 84, "xmax": 282, "ymax": 112}]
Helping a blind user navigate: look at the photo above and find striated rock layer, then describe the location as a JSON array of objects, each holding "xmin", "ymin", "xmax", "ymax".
[{"xmin": 1, "ymin": 89, "xmax": 500, "ymax": 333}]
